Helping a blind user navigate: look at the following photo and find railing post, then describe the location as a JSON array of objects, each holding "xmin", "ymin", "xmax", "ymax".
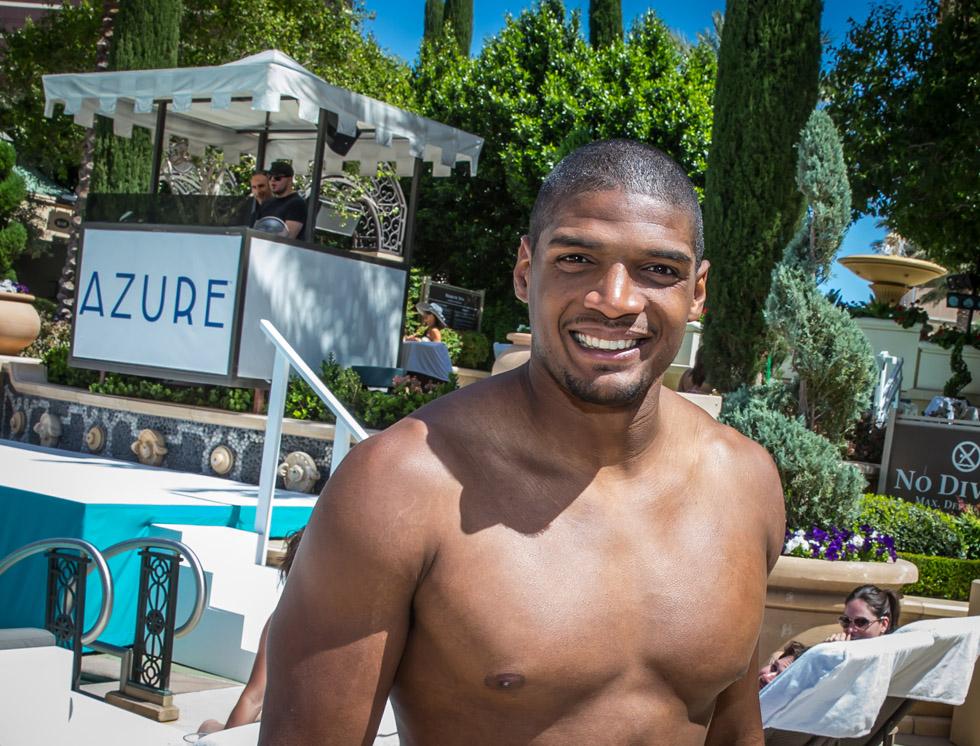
[
  {"xmin": 128, "ymin": 548, "xmax": 180, "ymax": 695},
  {"xmin": 45, "ymin": 549, "xmax": 89, "ymax": 691},
  {"xmin": 330, "ymin": 420, "xmax": 351, "ymax": 477},
  {"xmin": 255, "ymin": 347, "xmax": 290, "ymax": 565}
]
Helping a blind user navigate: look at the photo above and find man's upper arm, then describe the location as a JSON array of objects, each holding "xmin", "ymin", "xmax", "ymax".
[
  {"xmin": 283, "ymin": 220, "xmax": 303, "ymax": 239},
  {"xmin": 705, "ymin": 647, "xmax": 764, "ymax": 746},
  {"xmin": 259, "ymin": 432, "xmax": 435, "ymax": 744}
]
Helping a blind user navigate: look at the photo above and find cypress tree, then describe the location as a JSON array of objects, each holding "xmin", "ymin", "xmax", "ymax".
[
  {"xmin": 424, "ymin": 0, "xmax": 445, "ymax": 44},
  {"xmin": 92, "ymin": 0, "xmax": 182, "ymax": 194},
  {"xmin": 443, "ymin": 0, "xmax": 473, "ymax": 56},
  {"xmin": 589, "ymin": 0, "xmax": 622, "ymax": 48},
  {"xmin": 700, "ymin": 0, "xmax": 822, "ymax": 392}
]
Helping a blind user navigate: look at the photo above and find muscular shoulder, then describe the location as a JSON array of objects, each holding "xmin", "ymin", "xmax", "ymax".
[{"xmin": 666, "ymin": 390, "xmax": 785, "ymax": 563}]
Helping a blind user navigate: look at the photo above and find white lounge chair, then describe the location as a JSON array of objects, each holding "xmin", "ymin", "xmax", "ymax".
[{"xmin": 761, "ymin": 616, "xmax": 980, "ymax": 745}]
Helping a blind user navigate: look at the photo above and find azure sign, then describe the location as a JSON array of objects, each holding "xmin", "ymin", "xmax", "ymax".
[{"xmin": 71, "ymin": 227, "xmax": 243, "ymax": 379}]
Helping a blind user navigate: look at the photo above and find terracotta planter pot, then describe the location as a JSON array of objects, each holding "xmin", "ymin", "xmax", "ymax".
[
  {"xmin": 761, "ymin": 555, "xmax": 918, "ymax": 657},
  {"xmin": 0, "ymin": 293, "xmax": 41, "ymax": 356}
]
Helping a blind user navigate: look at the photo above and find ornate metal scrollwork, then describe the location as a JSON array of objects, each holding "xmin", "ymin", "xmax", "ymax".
[
  {"xmin": 320, "ymin": 172, "xmax": 407, "ymax": 256},
  {"xmin": 130, "ymin": 549, "xmax": 180, "ymax": 693},
  {"xmin": 45, "ymin": 550, "xmax": 89, "ymax": 690}
]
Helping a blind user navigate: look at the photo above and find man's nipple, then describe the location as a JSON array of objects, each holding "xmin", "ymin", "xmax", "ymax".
[{"xmin": 484, "ymin": 673, "xmax": 526, "ymax": 691}]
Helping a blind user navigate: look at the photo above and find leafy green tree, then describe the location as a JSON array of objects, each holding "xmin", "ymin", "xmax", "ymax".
[
  {"xmin": 179, "ymin": 0, "xmax": 414, "ymax": 108},
  {"xmin": 589, "ymin": 0, "xmax": 622, "ymax": 48},
  {"xmin": 700, "ymin": 0, "xmax": 823, "ymax": 392},
  {"xmin": 92, "ymin": 0, "xmax": 182, "ymax": 194},
  {"xmin": 825, "ymin": 0, "xmax": 979, "ymax": 272},
  {"xmin": 424, "ymin": 0, "xmax": 445, "ymax": 44},
  {"xmin": 0, "ymin": 141, "xmax": 28, "ymax": 281},
  {"xmin": 0, "ymin": 1, "xmax": 102, "ymax": 186},
  {"xmin": 413, "ymin": 3, "xmax": 716, "ymax": 340},
  {"xmin": 442, "ymin": 0, "xmax": 473, "ymax": 55},
  {"xmin": 721, "ymin": 110, "xmax": 876, "ymax": 531}
]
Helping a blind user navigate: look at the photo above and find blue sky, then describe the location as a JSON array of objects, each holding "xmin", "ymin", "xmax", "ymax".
[{"xmin": 362, "ymin": 1, "xmax": 916, "ymax": 303}]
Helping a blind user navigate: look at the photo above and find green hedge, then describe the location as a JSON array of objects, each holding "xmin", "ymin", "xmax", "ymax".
[
  {"xmin": 899, "ymin": 552, "xmax": 980, "ymax": 601},
  {"xmin": 859, "ymin": 493, "xmax": 964, "ymax": 558}
]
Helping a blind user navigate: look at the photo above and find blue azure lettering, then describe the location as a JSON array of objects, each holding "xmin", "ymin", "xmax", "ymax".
[
  {"xmin": 110, "ymin": 272, "xmax": 135, "ymax": 319},
  {"xmin": 141, "ymin": 275, "xmax": 167, "ymax": 322},
  {"xmin": 204, "ymin": 279, "xmax": 229, "ymax": 329},
  {"xmin": 79, "ymin": 272, "xmax": 104, "ymax": 316},
  {"xmin": 173, "ymin": 276, "xmax": 197, "ymax": 325}
]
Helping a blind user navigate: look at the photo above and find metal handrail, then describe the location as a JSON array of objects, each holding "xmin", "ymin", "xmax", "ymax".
[
  {"xmin": 0, "ymin": 538, "xmax": 113, "ymax": 645},
  {"xmin": 253, "ymin": 318, "xmax": 369, "ymax": 564},
  {"xmin": 94, "ymin": 537, "xmax": 208, "ymax": 641}
]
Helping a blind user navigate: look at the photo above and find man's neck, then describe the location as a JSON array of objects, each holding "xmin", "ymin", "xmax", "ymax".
[
  {"xmin": 518, "ymin": 360, "xmax": 669, "ymax": 474},
  {"xmin": 276, "ymin": 189, "xmax": 296, "ymax": 199}
]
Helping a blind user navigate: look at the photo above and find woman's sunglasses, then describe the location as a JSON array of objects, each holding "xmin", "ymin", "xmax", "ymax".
[{"xmin": 838, "ymin": 615, "xmax": 884, "ymax": 630}]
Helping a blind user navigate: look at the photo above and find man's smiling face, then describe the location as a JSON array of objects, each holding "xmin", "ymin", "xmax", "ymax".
[{"xmin": 514, "ymin": 190, "xmax": 708, "ymax": 407}]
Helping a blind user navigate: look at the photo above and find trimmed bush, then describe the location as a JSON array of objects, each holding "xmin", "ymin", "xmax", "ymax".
[
  {"xmin": 721, "ymin": 387, "xmax": 864, "ymax": 530},
  {"xmin": 859, "ymin": 493, "xmax": 963, "ymax": 559},
  {"xmin": 899, "ymin": 552, "xmax": 980, "ymax": 602}
]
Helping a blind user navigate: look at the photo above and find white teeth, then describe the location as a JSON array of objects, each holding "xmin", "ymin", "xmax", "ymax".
[{"xmin": 572, "ymin": 332, "xmax": 639, "ymax": 351}]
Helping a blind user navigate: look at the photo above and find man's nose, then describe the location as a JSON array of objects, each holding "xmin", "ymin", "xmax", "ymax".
[{"xmin": 583, "ymin": 263, "xmax": 643, "ymax": 318}]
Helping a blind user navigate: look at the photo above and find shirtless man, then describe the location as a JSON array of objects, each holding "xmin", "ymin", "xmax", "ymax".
[{"xmin": 260, "ymin": 140, "xmax": 785, "ymax": 745}]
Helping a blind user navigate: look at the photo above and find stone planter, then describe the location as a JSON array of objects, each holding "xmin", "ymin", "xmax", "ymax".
[
  {"xmin": 761, "ymin": 555, "xmax": 918, "ymax": 657},
  {"xmin": 854, "ymin": 317, "xmax": 924, "ymax": 393},
  {"xmin": 0, "ymin": 293, "xmax": 41, "ymax": 356},
  {"xmin": 491, "ymin": 332, "xmax": 532, "ymax": 376},
  {"xmin": 914, "ymin": 341, "xmax": 980, "ymax": 396}
]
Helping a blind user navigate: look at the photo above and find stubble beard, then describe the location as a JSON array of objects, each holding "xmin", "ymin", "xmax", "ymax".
[{"xmin": 559, "ymin": 365, "xmax": 652, "ymax": 407}]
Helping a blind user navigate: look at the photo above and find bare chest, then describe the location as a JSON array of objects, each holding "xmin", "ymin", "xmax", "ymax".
[{"xmin": 403, "ymin": 486, "xmax": 769, "ymax": 711}]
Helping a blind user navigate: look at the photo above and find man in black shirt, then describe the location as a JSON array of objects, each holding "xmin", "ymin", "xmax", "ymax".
[{"xmin": 260, "ymin": 161, "xmax": 307, "ymax": 240}]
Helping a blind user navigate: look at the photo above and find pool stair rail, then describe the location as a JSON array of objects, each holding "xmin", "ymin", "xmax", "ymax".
[
  {"xmin": 154, "ymin": 522, "xmax": 285, "ymax": 684},
  {"xmin": 253, "ymin": 318, "xmax": 369, "ymax": 565},
  {"xmin": 0, "ymin": 535, "xmax": 207, "ymax": 722},
  {"xmin": 0, "ymin": 537, "xmax": 113, "ymax": 689}
]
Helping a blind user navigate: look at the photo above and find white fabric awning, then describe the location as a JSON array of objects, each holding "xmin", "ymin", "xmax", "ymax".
[{"xmin": 42, "ymin": 50, "xmax": 483, "ymax": 178}]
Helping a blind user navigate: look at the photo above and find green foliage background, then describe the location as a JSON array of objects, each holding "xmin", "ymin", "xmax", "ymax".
[
  {"xmin": 0, "ymin": 141, "xmax": 28, "ymax": 280},
  {"xmin": 589, "ymin": 0, "xmax": 622, "ymax": 48},
  {"xmin": 412, "ymin": 2, "xmax": 716, "ymax": 340},
  {"xmin": 825, "ymin": 0, "xmax": 979, "ymax": 271},
  {"xmin": 720, "ymin": 110, "xmax": 875, "ymax": 531},
  {"xmin": 443, "ymin": 0, "xmax": 474, "ymax": 55},
  {"xmin": 701, "ymin": 0, "xmax": 823, "ymax": 391},
  {"xmin": 92, "ymin": 0, "xmax": 182, "ymax": 194}
]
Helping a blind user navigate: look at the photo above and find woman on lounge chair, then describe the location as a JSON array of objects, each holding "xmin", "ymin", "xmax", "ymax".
[
  {"xmin": 194, "ymin": 527, "xmax": 305, "ymax": 736},
  {"xmin": 826, "ymin": 584, "xmax": 900, "ymax": 642}
]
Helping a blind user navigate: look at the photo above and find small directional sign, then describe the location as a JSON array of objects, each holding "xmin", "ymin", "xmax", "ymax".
[{"xmin": 947, "ymin": 292, "xmax": 978, "ymax": 310}]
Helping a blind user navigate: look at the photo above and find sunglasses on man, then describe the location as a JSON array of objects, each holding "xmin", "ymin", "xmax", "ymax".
[{"xmin": 838, "ymin": 614, "xmax": 885, "ymax": 630}]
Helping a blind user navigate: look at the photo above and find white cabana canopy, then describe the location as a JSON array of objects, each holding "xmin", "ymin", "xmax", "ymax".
[{"xmin": 42, "ymin": 50, "xmax": 483, "ymax": 178}]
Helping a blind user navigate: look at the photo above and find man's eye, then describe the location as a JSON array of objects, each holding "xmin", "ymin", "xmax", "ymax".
[
  {"xmin": 558, "ymin": 254, "xmax": 591, "ymax": 265},
  {"xmin": 645, "ymin": 264, "xmax": 679, "ymax": 277}
]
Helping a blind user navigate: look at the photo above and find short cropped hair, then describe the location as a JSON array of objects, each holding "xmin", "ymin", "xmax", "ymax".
[
  {"xmin": 528, "ymin": 139, "xmax": 704, "ymax": 263},
  {"xmin": 251, "ymin": 169, "xmax": 269, "ymax": 178}
]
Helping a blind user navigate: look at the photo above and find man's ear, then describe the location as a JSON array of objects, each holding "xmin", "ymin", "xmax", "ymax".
[
  {"xmin": 688, "ymin": 259, "xmax": 709, "ymax": 322},
  {"xmin": 513, "ymin": 236, "xmax": 532, "ymax": 304}
]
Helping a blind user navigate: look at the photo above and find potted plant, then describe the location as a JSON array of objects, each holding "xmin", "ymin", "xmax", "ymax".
[{"xmin": 0, "ymin": 279, "xmax": 40, "ymax": 356}]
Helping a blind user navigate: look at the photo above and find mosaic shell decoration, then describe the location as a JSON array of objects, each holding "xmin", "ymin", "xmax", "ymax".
[
  {"xmin": 85, "ymin": 425, "xmax": 106, "ymax": 453},
  {"xmin": 277, "ymin": 451, "xmax": 320, "ymax": 493},
  {"xmin": 209, "ymin": 444, "xmax": 235, "ymax": 476},
  {"xmin": 9, "ymin": 410, "xmax": 26, "ymax": 436},
  {"xmin": 131, "ymin": 429, "xmax": 168, "ymax": 466},
  {"xmin": 33, "ymin": 412, "xmax": 62, "ymax": 447}
]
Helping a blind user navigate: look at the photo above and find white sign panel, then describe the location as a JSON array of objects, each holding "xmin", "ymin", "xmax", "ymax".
[
  {"xmin": 237, "ymin": 238, "xmax": 406, "ymax": 380},
  {"xmin": 72, "ymin": 228, "xmax": 243, "ymax": 376}
]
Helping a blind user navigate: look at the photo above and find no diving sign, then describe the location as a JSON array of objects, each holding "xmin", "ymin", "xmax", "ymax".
[{"xmin": 879, "ymin": 414, "xmax": 980, "ymax": 512}]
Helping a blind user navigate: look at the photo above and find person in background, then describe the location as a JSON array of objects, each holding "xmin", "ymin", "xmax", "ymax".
[
  {"xmin": 758, "ymin": 640, "xmax": 808, "ymax": 690},
  {"xmin": 248, "ymin": 170, "xmax": 272, "ymax": 227},
  {"xmin": 826, "ymin": 584, "xmax": 901, "ymax": 642},
  {"xmin": 259, "ymin": 161, "xmax": 307, "ymax": 240},
  {"xmin": 405, "ymin": 301, "xmax": 448, "ymax": 343},
  {"xmin": 194, "ymin": 528, "xmax": 305, "ymax": 736}
]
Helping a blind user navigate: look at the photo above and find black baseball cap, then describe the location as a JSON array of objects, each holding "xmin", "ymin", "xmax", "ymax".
[{"xmin": 268, "ymin": 161, "xmax": 294, "ymax": 178}]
